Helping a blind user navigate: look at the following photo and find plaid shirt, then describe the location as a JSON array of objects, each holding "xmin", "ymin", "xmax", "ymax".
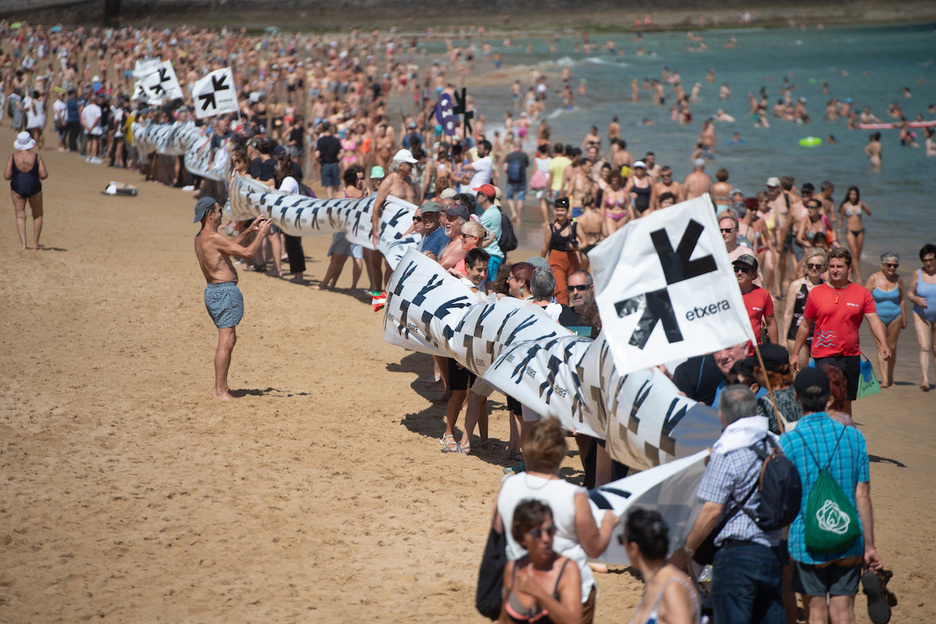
[
  {"xmin": 697, "ymin": 441, "xmax": 782, "ymax": 548},
  {"xmin": 779, "ymin": 411, "xmax": 869, "ymax": 564}
]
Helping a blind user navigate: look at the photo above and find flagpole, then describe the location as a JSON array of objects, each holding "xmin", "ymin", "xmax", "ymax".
[{"xmin": 753, "ymin": 342, "xmax": 788, "ymax": 434}]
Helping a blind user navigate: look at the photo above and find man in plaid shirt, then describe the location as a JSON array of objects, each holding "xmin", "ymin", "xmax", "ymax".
[
  {"xmin": 779, "ymin": 367, "xmax": 883, "ymax": 624},
  {"xmin": 671, "ymin": 385, "xmax": 785, "ymax": 624}
]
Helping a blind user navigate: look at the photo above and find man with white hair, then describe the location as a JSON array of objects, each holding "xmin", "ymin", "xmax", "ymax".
[{"xmin": 369, "ymin": 149, "xmax": 419, "ymax": 287}]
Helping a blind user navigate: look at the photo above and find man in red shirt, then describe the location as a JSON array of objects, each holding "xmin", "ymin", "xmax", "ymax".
[
  {"xmin": 790, "ymin": 247, "xmax": 890, "ymax": 414},
  {"xmin": 734, "ymin": 254, "xmax": 777, "ymax": 355}
]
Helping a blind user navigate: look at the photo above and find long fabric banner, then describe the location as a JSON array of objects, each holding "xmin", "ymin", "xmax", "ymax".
[
  {"xmin": 589, "ymin": 195, "xmax": 755, "ymax": 377},
  {"xmin": 383, "ymin": 248, "xmax": 722, "ymax": 463}
]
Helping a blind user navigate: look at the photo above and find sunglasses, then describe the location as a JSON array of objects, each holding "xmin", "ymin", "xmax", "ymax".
[
  {"xmin": 568, "ymin": 284, "xmax": 592, "ymax": 292},
  {"xmin": 413, "ymin": 216, "xmax": 422, "ymax": 222},
  {"xmin": 721, "ymin": 228, "xmax": 736, "ymax": 234},
  {"xmin": 734, "ymin": 266, "xmax": 752, "ymax": 274},
  {"xmin": 884, "ymin": 263, "xmax": 899, "ymax": 268},
  {"xmin": 461, "ymin": 233, "xmax": 479, "ymax": 239},
  {"xmin": 529, "ymin": 525, "xmax": 558, "ymax": 539},
  {"xmin": 806, "ymin": 263, "xmax": 826, "ymax": 270}
]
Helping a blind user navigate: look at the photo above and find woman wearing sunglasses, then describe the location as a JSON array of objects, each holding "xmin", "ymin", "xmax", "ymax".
[
  {"xmin": 782, "ymin": 247, "xmax": 828, "ymax": 369},
  {"xmin": 500, "ymin": 499, "xmax": 582, "ymax": 624},
  {"xmin": 865, "ymin": 252, "xmax": 907, "ymax": 387},
  {"xmin": 495, "ymin": 418, "xmax": 618, "ymax": 624}
]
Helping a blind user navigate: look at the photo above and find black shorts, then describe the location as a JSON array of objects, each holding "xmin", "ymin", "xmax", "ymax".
[
  {"xmin": 506, "ymin": 395, "xmax": 522, "ymax": 415},
  {"xmin": 814, "ymin": 354, "xmax": 861, "ymax": 401},
  {"xmin": 447, "ymin": 358, "xmax": 476, "ymax": 391}
]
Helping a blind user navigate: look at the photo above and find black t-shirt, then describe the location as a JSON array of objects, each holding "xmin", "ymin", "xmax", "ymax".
[
  {"xmin": 558, "ymin": 305, "xmax": 596, "ymax": 338},
  {"xmin": 672, "ymin": 354, "xmax": 724, "ymax": 406},
  {"xmin": 288, "ymin": 126, "xmax": 304, "ymax": 149},
  {"xmin": 210, "ymin": 130, "xmax": 233, "ymax": 150},
  {"xmin": 250, "ymin": 156, "xmax": 277, "ymax": 181},
  {"xmin": 316, "ymin": 134, "xmax": 342, "ymax": 164},
  {"xmin": 504, "ymin": 150, "xmax": 530, "ymax": 184}
]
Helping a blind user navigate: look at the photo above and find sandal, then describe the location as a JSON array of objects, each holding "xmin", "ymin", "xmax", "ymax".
[
  {"xmin": 861, "ymin": 570, "xmax": 892, "ymax": 624},
  {"xmin": 440, "ymin": 434, "xmax": 455, "ymax": 447},
  {"xmin": 442, "ymin": 442, "xmax": 469, "ymax": 454},
  {"xmin": 508, "ymin": 451, "xmax": 524, "ymax": 462}
]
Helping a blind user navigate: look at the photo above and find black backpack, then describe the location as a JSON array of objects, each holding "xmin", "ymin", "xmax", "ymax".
[
  {"xmin": 745, "ymin": 437, "xmax": 802, "ymax": 531},
  {"xmin": 499, "ymin": 210, "xmax": 518, "ymax": 253}
]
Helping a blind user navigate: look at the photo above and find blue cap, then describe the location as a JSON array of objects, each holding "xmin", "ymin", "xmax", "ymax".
[{"xmin": 194, "ymin": 196, "xmax": 217, "ymax": 223}]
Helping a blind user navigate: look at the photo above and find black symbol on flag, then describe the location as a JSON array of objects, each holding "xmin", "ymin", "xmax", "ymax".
[
  {"xmin": 198, "ymin": 73, "xmax": 231, "ymax": 112},
  {"xmin": 148, "ymin": 68, "xmax": 171, "ymax": 95},
  {"xmin": 452, "ymin": 88, "xmax": 474, "ymax": 136},
  {"xmin": 615, "ymin": 219, "xmax": 717, "ymax": 349}
]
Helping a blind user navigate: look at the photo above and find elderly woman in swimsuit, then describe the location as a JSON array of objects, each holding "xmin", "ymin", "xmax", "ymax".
[
  {"xmin": 865, "ymin": 252, "xmax": 907, "ymax": 388},
  {"xmin": 499, "ymin": 500, "xmax": 582, "ymax": 624},
  {"xmin": 5, "ymin": 131, "xmax": 48, "ymax": 250},
  {"xmin": 796, "ymin": 198, "xmax": 837, "ymax": 275},
  {"xmin": 837, "ymin": 186, "xmax": 871, "ymax": 282},
  {"xmin": 623, "ymin": 508, "xmax": 701, "ymax": 624},
  {"xmin": 603, "ymin": 169, "xmax": 628, "ymax": 232},
  {"xmin": 908, "ymin": 243, "xmax": 936, "ymax": 391}
]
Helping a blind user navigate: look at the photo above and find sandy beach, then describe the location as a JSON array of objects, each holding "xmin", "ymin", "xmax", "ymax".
[{"xmin": 1, "ymin": 122, "xmax": 934, "ymax": 622}]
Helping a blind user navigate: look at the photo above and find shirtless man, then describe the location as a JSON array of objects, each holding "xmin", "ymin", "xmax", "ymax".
[
  {"xmin": 865, "ymin": 132, "xmax": 883, "ymax": 170},
  {"xmin": 560, "ymin": 148, "xmax": 589, "ymax": 208},
  {"xmin": 193, "ymin": 197, "xmax": 272, "ymax": 400},
  {"xmin": 681, "ymin": 158, "xmax": 712, "ymax": 202},
  {"xmin": 607, "ymin": 115, "xmax": 621, "ymax": 145},
  {"xmin": 654, "ymin": 165, "xmax": 683, "ymax": 201},
  {"xmin": 373, "ymin": 120, "xmax": 396, "ymax": 173},
  {"xmin": 370, "ymin": 149, "xmax": 419, "ymax": 287}
]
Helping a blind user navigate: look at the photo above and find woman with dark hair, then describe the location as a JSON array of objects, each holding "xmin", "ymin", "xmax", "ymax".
[
  {"xmin": 499, "ymin": 500, "xmax": 582, "ymax": 624},
  {"xmin": 837, "ymin": 186, "xmax": 871, "ymax": 282},
  {"xmin": 275, "ymin": 150, "xmax": 307, "ymax": 284},
  {"xmin": 908, "ymin": 243, "xmax": 936, "ymax": 390},
  {"xmin": 495, "ymin": 418, "xmax": 618, "ymax": 624},
  {"xmin": 507, "ymin": 261, "xmax": 535, "ymax": 301},
  {"xmin": 822, "ymin": 364, "xmax": 856, "ymax": 427},
  {"xmin": 313, "ymin": 166, "xmax": 365, "ymax": 290},
  {"xmin": 621, "ymin": 509, "xmax": 700, "ymax": 624}
]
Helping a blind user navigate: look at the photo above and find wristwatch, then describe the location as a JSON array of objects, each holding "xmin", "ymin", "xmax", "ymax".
[{"xmin": 683, "ymin": 544, "xmax": 696, "ymax": 558}]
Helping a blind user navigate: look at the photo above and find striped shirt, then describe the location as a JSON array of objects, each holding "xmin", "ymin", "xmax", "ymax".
[
  {"xmin": 697, "ymin": 441, "xmax": 782, "ymax": 548},
  {"xmin": 779, "ymin": 411, "xmax": 869, "ymax": 564}
]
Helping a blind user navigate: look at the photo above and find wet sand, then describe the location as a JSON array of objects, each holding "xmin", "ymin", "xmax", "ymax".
[{"xmin": 0, "ymin": 124, "xmax": 934, "ymax": 622}]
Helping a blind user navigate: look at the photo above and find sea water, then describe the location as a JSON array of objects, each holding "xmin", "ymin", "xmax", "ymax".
[{"xmin": 428, "ymin": 22, "xmax": 936, "ymax": 261}]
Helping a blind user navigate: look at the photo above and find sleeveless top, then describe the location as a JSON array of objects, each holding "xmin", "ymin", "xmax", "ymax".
[
  {"xmin": 871, "ymin": 278, "xmax": 902, "ymax": 324},
  {"xmin": 549, "ymin": 221, "xmax": 578, "ymax": 252},
  {"xmin": 788, "ymin": 281, "xmax": 819, "ymax": 342},
  {"xmin": 504, "ymin": 558, "xmax": 570, "ymax": 623},
  {"xmin": 914, "ymin": 269, "xmax": 936, "ymax": 323},
  {"xmin": 10, "ymin": 154, "xmax": 42, "ymax": 198},
  {"xmin": 633, "ymin": 183, "xmax": 652, "ymax": 214},
  {"xmin": 628, "ymin": 576, "xmax": 701, "ymax": 624}
]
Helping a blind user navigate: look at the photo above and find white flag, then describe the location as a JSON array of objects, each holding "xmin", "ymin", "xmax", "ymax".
[
  {"xmin": 137, "ymin": 60, "xmax": 184, "ymax": 102},
  {"xmin": 132, "ymin": 58, "xmax": 161, "ymax": 79},
  {"xmin": 589, "ymin": 194, "xmax": 755, "ymax": 376},
  {"xmin": 193, "ymin": 68, "xmax": 239, "ymax": 119}
]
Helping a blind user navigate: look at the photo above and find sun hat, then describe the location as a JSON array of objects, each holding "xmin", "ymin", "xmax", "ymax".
[
  {"xmin": 370, "ymin": 165, "xmax": 386, "ymax": 179},
  {"xmin": 766, "ymin": 176, "xmax": 781, "ymax": 188},
  {"xmin": 420, "ymin": 200, "xmax": 441, "ymax": 214},
  {"xmin": 439, "ymin": 188, "xmax": 457, "ymax": 200},
  {"xmin": 633, "ymin": 160, "xmax": 646, "ymax": 169},
  {"xmin": 193, "ymin": 196, "xmax": 218, "ymax": 223},
  {"xmin": 13, "ymin": 131, "xmax": 35, "ymax": 151}
]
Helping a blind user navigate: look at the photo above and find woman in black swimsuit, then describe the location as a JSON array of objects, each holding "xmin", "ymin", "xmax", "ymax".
[
  {"xmin": 4, "ymin": 131, "xmax": 48, "ymax": 250},
  {"xmin": 623, "ymin": 160, "xmax": 657, "ymax": 217}
]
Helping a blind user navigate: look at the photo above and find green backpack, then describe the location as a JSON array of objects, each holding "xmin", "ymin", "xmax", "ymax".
[{"xmin": 795, "ymin": 429, "xmax": 862, "ymax": 553}]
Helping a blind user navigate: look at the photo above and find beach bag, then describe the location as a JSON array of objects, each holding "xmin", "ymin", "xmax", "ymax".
[
  {"xmin": 475, "ymin": 525, "xmax": 507, "ymax": 620},
  {"xmin": 796, "ymin": 429, "xmax": 862, "ymax": 553},
  {"xmin": 745, "ymin": 438, "xmax": 802, "ymax": 532},
  {"xmin": 529, "ymin": 168, "xmax": 548, "ymax": 191},
  {"xmin": 857, "ymin": 353, "xmax": 881, "ymax": 399},
  {"xmin": 499, "ymin": 211, "xmax": 518, "ymax": 253}
]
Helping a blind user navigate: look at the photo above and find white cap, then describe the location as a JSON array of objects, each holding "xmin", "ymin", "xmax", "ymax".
[
  {"xmin": 766, "ymin": 176, "xmax": 781, "ymax": 187},
  {"xmin": 633, "ymin": 160, "xmax": 646, "ymax": 169},
  {"xmin": 392, "ymin": 149, "xmax": 417, "ymax": 164}
]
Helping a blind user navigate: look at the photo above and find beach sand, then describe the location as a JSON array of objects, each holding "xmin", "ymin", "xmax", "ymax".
[{"xmin": 1, "ymin": 124, "xmax": 934, "ymax": 622}]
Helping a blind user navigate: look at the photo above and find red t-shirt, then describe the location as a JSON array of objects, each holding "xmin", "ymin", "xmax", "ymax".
[
  {"xmin": 742, "ymin": 285, "xmax": 774, "ymax": 354},
  {"xmin": 804, "ymin": 282, "xmax": 876, "ymax": 358}
]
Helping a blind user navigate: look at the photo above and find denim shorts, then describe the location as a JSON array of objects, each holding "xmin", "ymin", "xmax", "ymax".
[
  {"xmin": 506, "ymin": 181, "xmax": 526, "ymax": 201},
  {"xmin": 320, "ymin": 162, "xmax": 340, "ymax": 188},
  {"xmin": 204, "ymin": 281, "xmax": 244, "ymax": 329}
]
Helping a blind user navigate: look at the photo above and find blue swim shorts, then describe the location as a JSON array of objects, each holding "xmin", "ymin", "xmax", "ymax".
[{"xmin": 204, "ymin": 281, "xmax": 244, "ymax": 329}]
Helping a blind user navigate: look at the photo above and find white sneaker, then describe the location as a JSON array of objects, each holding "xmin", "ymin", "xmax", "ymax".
[{"xmin": 182, "ymin": 185, "xmax": 196, "ymax": 192}]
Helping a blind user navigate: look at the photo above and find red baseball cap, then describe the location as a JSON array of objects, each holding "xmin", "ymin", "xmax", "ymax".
[{"xmin": 473, "ymin": 183, "xmax": 496, "ymax": 198}]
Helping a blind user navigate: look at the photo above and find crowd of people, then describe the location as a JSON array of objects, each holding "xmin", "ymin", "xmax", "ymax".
[{"xmin": 4, "ymin": 18, "xmax": 933, "ymax": 624}]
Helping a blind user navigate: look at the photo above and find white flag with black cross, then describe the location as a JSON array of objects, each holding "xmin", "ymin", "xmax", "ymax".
[
  {"xmin": 138, "ymin": 60, "xmax": 184, "ymax": 102},
  {"xmin": 589, "ymin": 194, "xmax": 755, "ymax": 376},
  {"xmin": 193, "ymin": 68, "xmax": 239, "ymax": 119}
]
